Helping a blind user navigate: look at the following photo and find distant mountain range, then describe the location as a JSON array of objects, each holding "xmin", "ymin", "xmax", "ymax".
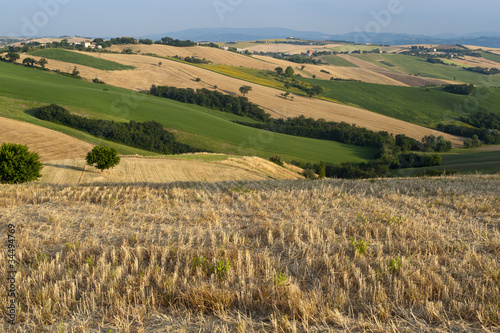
[{"xmin": 141, "ymin": 28, "xmax": 500, "ymax": 48}]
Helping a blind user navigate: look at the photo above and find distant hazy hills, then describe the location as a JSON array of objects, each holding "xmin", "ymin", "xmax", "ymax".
[{"xmin": 141, "ymin": 28, "xmax": 500, "ymax": 48}]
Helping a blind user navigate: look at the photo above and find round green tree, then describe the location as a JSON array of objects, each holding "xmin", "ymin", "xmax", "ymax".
[
  {"xmin": 85, "ymin": 146, "xmax": 120, "ymax": 172},
  {"xmin": 0, "ymin": 143, "xmax": 43, "ymax": 184}
]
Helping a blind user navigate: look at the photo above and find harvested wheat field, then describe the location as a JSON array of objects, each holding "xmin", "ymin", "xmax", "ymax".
[
  {"xmin": 0, "ymin": 175, "xmax": 498, "ymax": 332},
  {"xmin": 244, "ymin": 43, "xmax": 341, "ymax": 55},
  {"xmin": 23, "ymin": 52, "xmax": 464, "ymax": 146},
  {"xmin": 40, "ymin": 156, "xmax": 303, "ymax": 185},
  {"xmin": 109, "ymin": 44, "xmax": 278, "ymax": 70},
  {"xmin": 0, "ymin": 117, "xmax": 93, "ymax": 162}
]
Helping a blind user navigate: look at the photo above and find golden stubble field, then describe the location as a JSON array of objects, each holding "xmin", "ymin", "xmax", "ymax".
[
  {"xmin": 17, "ymin": 52, "xmax": 465, "ymax": 147},
  {"xmin": 0, "ymin": 175, "xmax": 498, "ymax": 332},
  {"xmin": 0, "ymin": 117, "xmax": 93, "ymax": 162},
  {"xmin": 40, "ymin": 156, "xmax": 304, "ymax": 185}
]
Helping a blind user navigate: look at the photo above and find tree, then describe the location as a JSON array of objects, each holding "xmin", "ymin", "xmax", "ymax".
[
  {"xmin": 318, "ymin": 161, "xmax": 326, "ymax": 179},
  {"xmin": 22, "ymin": 57, "xmax": 36, "ymax": 67},
  {"xmin": 0, "ymin": 143, "xmax": 43, "ymax": 184},
  {"xmin": 239, "ymin": 85, "xmax": 252, "ymax": 96},
  {"xmin": 285, "ymin": 66, "xmax": 295, "ymax": 77},
  {"xmin": 85, "ymin": 146, "xmax": 120, "ymax": 172},
  {"xmin": 158, "ymin": 62, "xmax": 162, "ymax": 67},
  {"xmin": 72, "ymin": 66, "xmax": 80, "ymax": 78},
  {"xmin": 275, "ymin": 67, "xmax": 284, "ymax": 75},
  {"xmin": 38, "ymin": 57, "xmax": 48, "ymax": 69},
  {"xmin": 5, "ymin": 52, "xmax": 20, "ymax": 63}
]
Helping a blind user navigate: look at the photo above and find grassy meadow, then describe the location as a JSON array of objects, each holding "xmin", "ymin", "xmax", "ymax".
[
  {"xmin": 28, "ymin": 49, "xmax": 136, "ymax": 71},
  {"xmin": 0, "ymin": 61, "xmax": 376, "ymax": 164},
  {"xmin": 299, "ymin": 77, "xmax": 500, "ymax": 126},
  {"xmin": 0, "ymin": 175, "xmax": 498, "ymax": 331},
  {"xmin": 394, "ymin": 146, "xmax": 500, "ymax": 176},
  {"xmin": 481, "ymin": 52, "xmax": 500, "ymax": 64}
]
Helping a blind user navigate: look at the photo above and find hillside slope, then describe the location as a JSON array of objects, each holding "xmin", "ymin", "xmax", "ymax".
[
  {"xmin": 18, "ymin": 52, "xmax": 465, "ymax": 146},
  {"xmin": 40, "ymin": 155, "xmax": 304, "ymax": 185},
  {"xmin": 0, "ymin": 116, "xmax": 93, "ymax": 161}
]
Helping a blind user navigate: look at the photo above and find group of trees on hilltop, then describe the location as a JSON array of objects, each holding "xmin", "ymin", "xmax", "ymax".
[
  {"xmin": 443, "ymin": 84, "xmax": 475, "ymax": 95},
  {"xmin": 150, "ymin": 85, "xmax": 270, "ymax": 122},
  {"xmin": 0, "ymin": 51, "xmax": 48, "ymax": 69}
]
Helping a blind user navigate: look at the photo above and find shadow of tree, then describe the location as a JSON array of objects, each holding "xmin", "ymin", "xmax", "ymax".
[{"xmin": 44, "ymin": 164, "xmax": 85, "ymax": 172}]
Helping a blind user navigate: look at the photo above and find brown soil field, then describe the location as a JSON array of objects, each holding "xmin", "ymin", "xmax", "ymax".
[
  {"xmin": 40, "ymin": 156, "xmax": 303, "ymax": 185},
  {"xmin": 1, "ymin": 175, "xmax": 498, "ymax": 331},
  {"xmin": 453, "ymin": 56, "xmax": 500, "ymax": 69},
  {"xmin": 18, "ymin": 52, "xmax": 464, "ymax": 146},
  {"xmin": 0, "ymin": 116, "xmax": 93, "ymax": 162}
]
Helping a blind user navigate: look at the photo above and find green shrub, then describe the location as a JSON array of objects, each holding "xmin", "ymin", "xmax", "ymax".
[
  {"xmin": 302, "ymin": 168, "xmax": 317, "ymax": 180},
  {"xmin": 269, "ymin": 155, "xmax": 284, "ymax": 166},
  {"xmin": 0, "ymin": 143, "xmax": 43, "ymax": 184},
  {"xmin": 85, "ymin": 146, "xmax": 120, "ymax": 172}
]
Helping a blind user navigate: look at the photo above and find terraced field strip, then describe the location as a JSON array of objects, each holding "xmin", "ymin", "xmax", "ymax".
[{"xmin": 40, "ymin": 156, "xmax": 303, "ymax": 185}]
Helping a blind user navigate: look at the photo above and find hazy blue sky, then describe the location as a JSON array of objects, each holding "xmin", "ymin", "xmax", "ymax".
[{"xmin": 1, "ymin": 0, "xmax": 499, "ymax": 37}]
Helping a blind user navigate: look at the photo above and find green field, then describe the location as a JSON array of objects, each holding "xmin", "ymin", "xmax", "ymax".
[
  {"xmin": 28, "ymin": 49, "xmax": 135, "ymax": 71},
  {"xmin": 353, "ymin": 53, "xmax": 500, "ymax": 86},
  {"xmin": 481, "ymin": 52, "xmax": 500, "ymax": 64},
  {"xmin": 0, "ymin": 61, "xmax": 376, "ymax": 163},
  {"xmin": 299, "ymin": 77, "xmax": 500, "ymax": 126},
  {"xmin": 320, "ymin": 55, "xmax": 358, "ymax": 67},
  {"xmin": 394, "ymin": 147, "xmax": 500, "ymax": 176}
]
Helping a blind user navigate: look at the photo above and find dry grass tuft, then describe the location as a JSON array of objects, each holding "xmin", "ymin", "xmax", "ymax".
[{"xmin": 0, "ymin": 175, "xmax": 499, "ymax": 332}]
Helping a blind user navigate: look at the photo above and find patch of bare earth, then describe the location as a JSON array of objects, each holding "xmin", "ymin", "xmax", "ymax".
[
  {"xmin": 337, "ymin": 54, "xmax": 453, "ymax": 86},
  {"xmin": 0, "ymin": 116, "xmax": 93, "ymax": 162}
]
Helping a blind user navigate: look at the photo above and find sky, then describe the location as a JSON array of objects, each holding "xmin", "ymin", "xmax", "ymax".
[{"xmin": 1, "ymin": 0, "xmax": 500, "ymax": 38}]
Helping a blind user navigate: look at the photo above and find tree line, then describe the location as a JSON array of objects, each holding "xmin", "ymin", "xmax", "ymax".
[
  {"xmin": 33, "ymin": 104, "xmax": 201, "ymax": 155},
  {"xmin": 149, "ymin": 85, "xmax": 270, "ymax": 122},
  {"xmin": 236, "ymin": 116, "xmax": 452, "ymax": 152},
  {"xmin": 437, "ymin": 110, "xmax": 500, "ymax": 145}
]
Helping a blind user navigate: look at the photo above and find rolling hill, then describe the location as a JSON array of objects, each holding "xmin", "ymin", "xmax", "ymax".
[
  {"xmin": 0, "ymin": 60, "xmax": 376, "ymax": 164},
  {"xmin": 14, "ymin": 50, "xmax": 465, "ymax": 146}
]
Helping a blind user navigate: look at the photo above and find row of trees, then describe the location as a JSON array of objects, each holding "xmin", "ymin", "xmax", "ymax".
[
  {"xmin": 443, "ymin": 84, "xmax": 475, "ymax": 95},
  {"xmin": 437, "ymin": 110, "xmax": 500, "ymax": 146},
  {"xmin": 464, "ymin": 66, "xmax": 500, "ymax": 75},
  {"xmin": 0, "ymin": 51, "xmax": 48, "ymax": 68},
  {"xmin": 236, "ymin": 115, "xmax": 452, "ymax": 152},
  {"xmin": 33, "ymin": 104, "xmax": 201, "ymax": 155},
  {"xmin": 149, "ymin": 85, "xmax": 270, "ymax": 121}
]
